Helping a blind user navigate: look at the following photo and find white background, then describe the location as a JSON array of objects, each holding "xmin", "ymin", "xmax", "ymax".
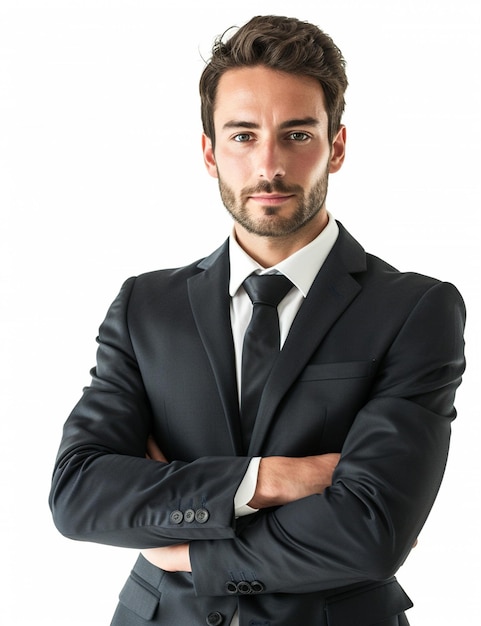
[{"xmin": 1, "ymin": 0, "xmax": 479, "ymax": 624}]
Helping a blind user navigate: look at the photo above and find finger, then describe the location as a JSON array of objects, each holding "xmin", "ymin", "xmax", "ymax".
[{"xmin": 146, "ymin": 435, "xmax": 168, "ymax": 462}]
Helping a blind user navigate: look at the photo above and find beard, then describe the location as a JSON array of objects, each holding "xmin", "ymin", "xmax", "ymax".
[{"xmin": 218, "ymin": 166, "xmax": 330, "ymax": 238}]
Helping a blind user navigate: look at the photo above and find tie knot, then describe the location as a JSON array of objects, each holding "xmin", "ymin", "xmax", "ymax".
[{"xmin": 243, "ymin": 274, "xmax": 293, "ymax": 308}]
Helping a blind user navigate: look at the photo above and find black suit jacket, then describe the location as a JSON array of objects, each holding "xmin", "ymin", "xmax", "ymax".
[{"xmin": 49, "ymin": 223, "xmax": 466, "ymax": 626}]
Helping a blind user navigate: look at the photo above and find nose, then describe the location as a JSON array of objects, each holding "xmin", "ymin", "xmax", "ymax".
[{"xmin": 256, "ymin": 139, "xmax": 286, "ymax": 180}]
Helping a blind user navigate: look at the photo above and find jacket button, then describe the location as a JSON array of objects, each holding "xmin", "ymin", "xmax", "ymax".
[
  {"xmin": 237, "ymin": 581, "xmax": 252, "ymax": 594},
  {"xmin": 225, "ymin": 581, "xmax": 238, "ymax": 594},
  {"xmin": 169, "ymin": 510, "xmax": 183, "ymax": 524},
  {"xmin": 195, "ymin": 508, "xmax": 210, "ymax": 523},
  {"xmin": 206, "ymin": 611, "xmax": 224, "ymax": 625},
  {"xmin": 250, "ymin": 580, "xmax": 265, "ymax": 593},
  {"xmin": 184, "ymin": 508, "xmax": 195, "ymax": 523}
]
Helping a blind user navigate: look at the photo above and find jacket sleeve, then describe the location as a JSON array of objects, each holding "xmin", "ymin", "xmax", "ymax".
[
  {"xmin": 49, "ymin": 277, "xmax": 251, "ymax": 548},
  {"xmin": 190, "ymin": 281, "xmax": 466, "ymax": 595}
]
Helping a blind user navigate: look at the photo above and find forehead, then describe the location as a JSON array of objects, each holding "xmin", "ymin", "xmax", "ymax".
[{"xmin": 214, "ymin": 65, "xmax": 328, "ymax": 127}]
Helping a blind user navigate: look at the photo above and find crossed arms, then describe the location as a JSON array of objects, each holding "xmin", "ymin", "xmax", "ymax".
[
  {"xmin": 142, "ymin": 437, "xmax": 341, "ymax": 572},
  {"xmin": 49, "ymin": 275, "xmax": 466, "ymax": 594}
]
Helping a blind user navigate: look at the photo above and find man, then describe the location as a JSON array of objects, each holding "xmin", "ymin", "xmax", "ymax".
[{"xmin": 49, "ymin": 15, "xmax": 465, "ymax": 626}]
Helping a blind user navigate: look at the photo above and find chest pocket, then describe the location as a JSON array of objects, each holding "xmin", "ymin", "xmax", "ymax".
[{"xmin": 299, "ymin": 360, "xmax": 376, "ymax": 381}]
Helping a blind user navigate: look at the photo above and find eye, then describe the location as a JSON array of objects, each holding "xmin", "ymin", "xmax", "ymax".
[
  {"xmin": 233, "ymin": 133, "xmax": 252, "ymax": 142},
  {"xmin": 288, "ymin": 132, "xmax": 310, "ymax": 141}
]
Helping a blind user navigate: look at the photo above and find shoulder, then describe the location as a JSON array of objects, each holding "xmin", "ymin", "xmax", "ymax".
[
  {"xmin": 335, "ymin": 221, "xmax": 462, "ymax": 302},
  {"xmin": 130, "ymin": 239, "xmax": 229, "ymax": 293},
  {"xmin": 111, "ymin": 240, "xmax": 229, "ymax": 317},
  {"xmin": 335, "ymin": 223, "xmax": 465, "ymax": 316},
  {"xmin": 363, "ymin": 252, "xmax": 464, "ymax": 308},
  {"xmin": 358, "ymin": 259, "xmax": 465, "ymax": 339}
]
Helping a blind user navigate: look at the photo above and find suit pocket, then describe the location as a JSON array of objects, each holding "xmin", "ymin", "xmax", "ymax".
[
  {"xmin": 325, "ymin": 578, "xmax": 413, "ymax": 626},
  {"xmin": 300, "ymin": 360, "xmax": 376, "ymax": 381},
  {"xmin": 118, "ymin": 572, "xmax": 160, "ymax": 620},
  {"xmin": 118, "ymin": 554, "xmax": 164, "ymax": 621}
]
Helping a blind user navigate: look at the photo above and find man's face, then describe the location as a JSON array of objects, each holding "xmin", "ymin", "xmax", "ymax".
[{"xmin": 202, "ymin": 65, "xmax": 345, "ymax": 240}]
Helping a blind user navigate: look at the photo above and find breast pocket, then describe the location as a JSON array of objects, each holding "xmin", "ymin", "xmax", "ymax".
[
  {"xmin": 264, "ymin": 361, "xmax": 377, "ymax": 455},
  {"xmin": 278, "ymin": 359, "xmax": 376, "ymax": 455},
  {"xmin": 299, "ymin": 360, "xmax": 376, "ymax": 381}
]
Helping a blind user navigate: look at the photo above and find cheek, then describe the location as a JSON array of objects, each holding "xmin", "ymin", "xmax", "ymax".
[
  {"xmin": 299, "ymin": 153, "xmax": 330, "ymax": 183},
  {"xmin": 216, "ymin": 151, "xmax": 251, "ymax": 186}
]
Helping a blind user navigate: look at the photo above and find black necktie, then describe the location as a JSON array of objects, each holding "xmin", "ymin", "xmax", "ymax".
[{"xmin": 240, "ymin": 273, "xmax": 293, "ymax": 450}]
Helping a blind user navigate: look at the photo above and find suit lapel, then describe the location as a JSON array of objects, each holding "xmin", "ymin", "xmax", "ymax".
[
  {"xmin": 248, "ymin": 224, "xmax": 367, "ymax": 455},
  {"xmin": 187, "ymin": 241, "xmax": 243, "ymax": 454}
]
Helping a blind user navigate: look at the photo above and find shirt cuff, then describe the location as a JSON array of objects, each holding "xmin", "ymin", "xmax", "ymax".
[{"xmin": 234, "ymin": 457, "xmax": 261, "ymax": 517}]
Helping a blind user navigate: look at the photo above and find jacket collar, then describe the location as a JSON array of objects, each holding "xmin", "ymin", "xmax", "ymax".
[{"xmin": 189, "ymin": 241, "xmax": 243, "ymax": 454}]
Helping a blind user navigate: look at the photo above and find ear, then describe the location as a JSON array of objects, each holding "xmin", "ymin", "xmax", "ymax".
[
  {"xmin": 202, "ymin": 133, "xmax": 218, "ymax": 179},
  {"xmin": 329, "ymin": 125, "xmax": 346, "ymax": 174}
]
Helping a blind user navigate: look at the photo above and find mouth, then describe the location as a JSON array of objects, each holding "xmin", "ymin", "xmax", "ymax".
[{"xmin": 248, "ymin": 194, "xmax": 295, "ymax": 206}]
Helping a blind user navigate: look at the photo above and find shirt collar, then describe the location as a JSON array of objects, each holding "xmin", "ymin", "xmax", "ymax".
[{"xmin": 229, "ymin": 212, "xmax": 339, "ymax": 298}]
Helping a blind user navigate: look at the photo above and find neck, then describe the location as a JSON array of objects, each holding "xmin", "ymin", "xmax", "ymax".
[{"xmin": 234, "ymin": 210, "xmax": 328, "ymax": 267}]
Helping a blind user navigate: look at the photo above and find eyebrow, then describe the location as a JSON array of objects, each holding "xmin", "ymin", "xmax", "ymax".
[
  {"xmin": 280, "ymin": 117, "xmax": 321, "ymax": 129},
  {"xmin": 222, "ymin": 117, "xmax": 321, "ymax": 131}
]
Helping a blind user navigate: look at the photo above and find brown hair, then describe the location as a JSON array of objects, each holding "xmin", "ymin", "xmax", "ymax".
[{"xmin": 199, "ymin": 15, "xmax": 348, "ymax": 148}]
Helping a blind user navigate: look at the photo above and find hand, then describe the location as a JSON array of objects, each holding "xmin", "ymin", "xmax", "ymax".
[
  {"xmin": 249, "ymin": 453, "xmax": 340, "ymax": 509},
  {"xmin": 142, "ymin": 441, "xmax": 190, "ymax": 572},
  {"xmin": 141, "ymin": 544, "xmax": 191, "ymax": 572},
  {"xmin": 146, "ymin": 435, "xmax": 168, "ymax": 462}
]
